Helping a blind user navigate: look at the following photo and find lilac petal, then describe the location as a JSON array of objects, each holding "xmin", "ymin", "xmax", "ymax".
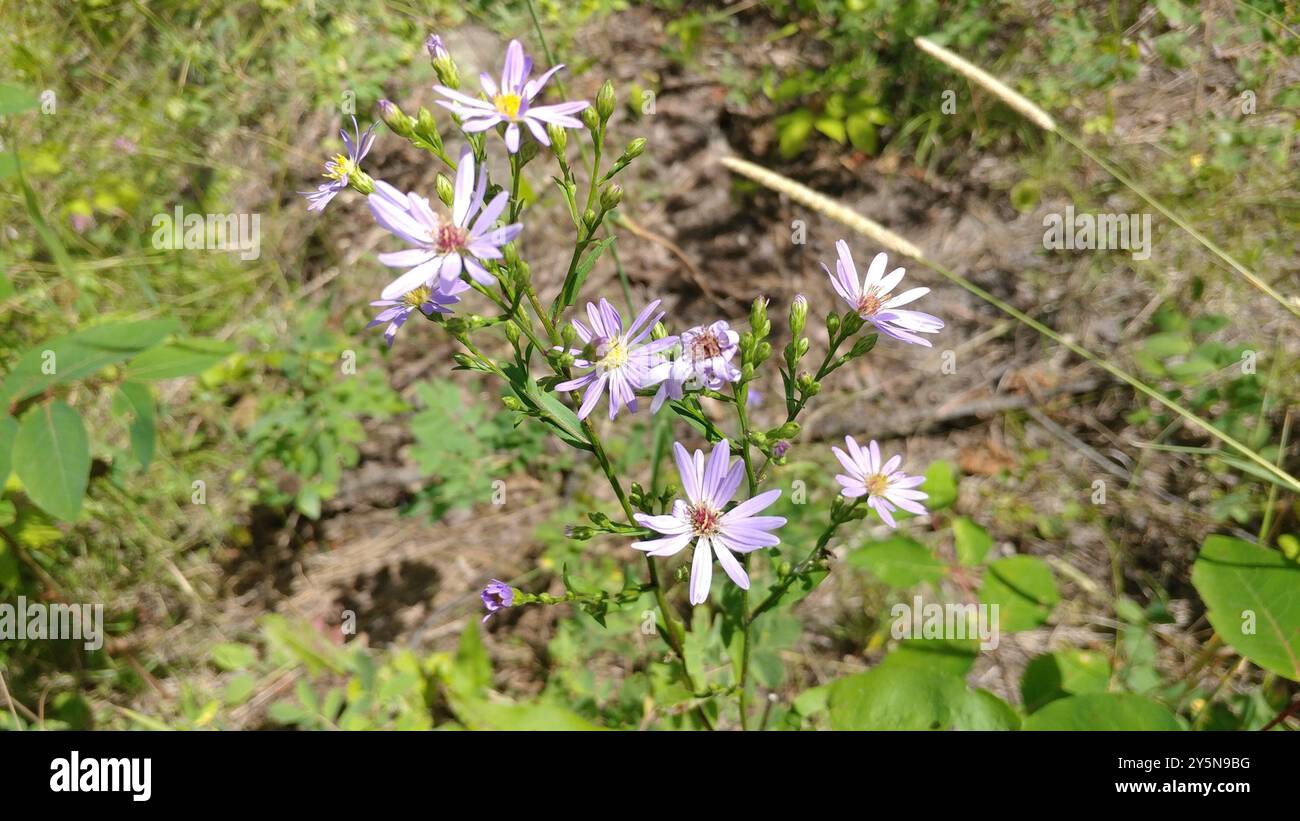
[
  {"xmin": 634, "ymin": 512, "xmax": 691, "ymax": 535},
  {"xmin": 461, "ymin": 116, "xmax": 503, "ymax": 133},
  {"xmin": 523, "ymin": 65, "xmax": 564, "ymax": 99},
  {"xmin": 554, "ymin": 373, "xmax": 595, "ymax": 392},
  {"xmin": 523, "ymin": 116, "xmax": 550, "ymax": 145},
  {"xmin": 479, "ymin": 72, "xmax": 499, "ymax": 97},
  {"xmin": 502, "ymin": 40, "xmax": 527, "ymax": 93},
  {"xmin": 714, "ymin": 461, "xmax": 745, "ymax": 507},
  {"xmin": 463, "ymin": 257, "xmax": 494, "ymax": 285},
  {"xmin": 722, "ymin": 489, "xmax": 781, "ymax": 522},
  {"xmin": 863, "ymin": 251, "xmax": 889, "ymax": 289},
  {"xmin": 702, "ymin": 439, "xmax": 731, "ymax": 504},
  {"xmin": 471, "ymin": 191, "xmax": 509, "ymax": 236},
  {"xmin": 377, "ymin": 248, "xmax": 436, "ymax": 268},
  {"xmin": 504, "ymin": 123, "xmax": 521, "ymax": 153},
  {"xmin": 380, "ymin": 257, "xmax": 443, "ymax": 300},
  {"xmin": 433, "ymin": 85, "xmax": 496, "ymax": 110},
  {"xmin": 439, "ymin": 253, "xmax": 463, "ymax": 284},
  {"xmin": 712, "ymin": 540, "xmax": 750, "ymax": 589},
  {"xmin": 689, "ymin": 538, "xmax": 713, "ymax": 605},
  {"xmin": 634, "ymin": 531, "xmax": 693, "ymax": 557},
  {"xmin": 453, "ymin": 148, "xmax": 475, "ymax": 225},
  {"xmin": 832, "ymin": 446, "xmax": 860, "ymax": 477},
  {"xmin": 673, "ymin": 442, "xmax": 702, "ymax": 504},
  {"xmin": 576, "ymin": 373, "xmax": 608, "ymax": 419},
  {"xmin": 876, "ymin": 268, "xmax": 906, "ymax": 294}
]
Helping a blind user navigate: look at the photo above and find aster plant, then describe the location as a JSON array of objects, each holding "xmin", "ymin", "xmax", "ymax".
[{"xmin": 303, "ymin": 33, "xmax": 943, "ymax": 730}]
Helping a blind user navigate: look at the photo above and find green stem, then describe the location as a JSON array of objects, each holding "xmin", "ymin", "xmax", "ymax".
[{"xmin": 748, "ymin": 499, "xmax": 860, "ymax": 626}]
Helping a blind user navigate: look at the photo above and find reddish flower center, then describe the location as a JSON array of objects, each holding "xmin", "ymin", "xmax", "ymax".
[
  {"xmin": 688, "ymin": 502, "xmax": 721, "ymax": 536},
  {"xmin": 435, "ymin": 223, "xmax": 470, "ymax": 253},
  {"xmin": 856, "ymin": 292, "xmax": 884, "ymax": 318},
  {"xmin": 688, "ymin": 330, "xmax": 724, "ymax": 361}
]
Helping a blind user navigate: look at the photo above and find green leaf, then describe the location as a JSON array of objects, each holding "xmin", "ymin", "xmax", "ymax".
[
  {"xmin": 828, "ymin": 665, "xmax": 968, "ymax": 730},
  {"xmin": 813, "ymin": 116, "xmax": 847, "ymax": 144},
  {"xmin": 777, "ymin": 110, "xmax": 814, "ymax": 158},
  {"xmin": 845, "ymin": 112, "xmax": 878, "ymax": 153},
  {"xmin": 0, "ymin": 319, "xmax": 179, "ymax": 405},
  {"xmin": 1192, "ymin": 535, "xmax": 1300, "ymax": 681},
  {"xmin": 14, "ymin": 402, "xmax": 90, "ymax": 521},
  {"xmin": 115, "ymin": 383, "xmax": 155, "ymax": 468},
  {"xmin": 953, "ymin": 517, "xmax": 992, "ymax": 566},
  {"xmin": 1022, "ymin": 694, "xmax": 1182, "ymax": 730},
  {"xmin": 0, "ymin": 84, "xmax": 40, "ymax": 116},
  {"xmin": 557, "ymin": 236, "xmax": 616, "ymax": 311},
  {"xmin": 881, "ymin": 636, "xmax": 979, "ymax": 677},
  {"xmin": 448, "ymin": 620, "xmax": 492, "ymax": 697},
  {"xmin": 980, "ymin": 555, "xmax": 1059, "ymax": 632},
  {"xmin": 125, "ymin": 337, "xmax": 235, "ymax": 381},
  {"xmin": 1020, "ymin": 649, "xmax": 1111, "ymax": 712},
  {"xmin": 847, "ymin": 535, "xmax": 947, "ymax": 588},
  {"xmin": 222, "ymin": 673, "xmax": 258, "ymax": 706},
  {"xmin": 953, "ymin": 689, "xmax": 1021, "ymax": 730},
  {"xmin": 921, "ymin": 460, "xmax": 958, "ymax": 510},
  {"xmin": 211, "ymin": 642, "xmax": 258, "ymax": 671},
  {"xmin": 0, "ymin": 415, "xmax": 16, "ymax": 483}
]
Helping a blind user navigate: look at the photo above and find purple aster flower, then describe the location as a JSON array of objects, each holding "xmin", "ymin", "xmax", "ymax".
[
  {"xmin": 480, "ymin": 579, "xmax": 514, "ymax": 622},
  {"xmin": 301, "ymin": 116, "xmax": 378, "ymax": 213},
  {"xmin": 823, "ymin": 241, "xmax": 943, "ymax": 346},
  {"xmin": 366, "ymin": 276, "xmax": 469, "ymax": 347},
  {"xmin": 433, "ymin": 39, "xmax": 589, "ymax": 154},
  {"xmin": 832, "ymin": 436, "xmax": 928, "ymax": 528},
  {"xmin": 634, "ymin": 440, "xmax": 786, "ymax": 605},
  {"xmin": 555, "ymin": 298, "xmax": 677, "ymax": 421},
  {"xmin": 369, "ymin": 148, "xmax": 522, "ymax": 299},
  {"xmin": 650, "ymin": 320, "xmax": 742, "ymax": 412}
]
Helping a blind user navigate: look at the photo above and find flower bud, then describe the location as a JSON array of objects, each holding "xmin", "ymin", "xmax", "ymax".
[
  {"xmin": 622, "ymin": 137, "xmax": 646, "ymax": 161},
  {"xmin": 651, "ymin": 321, "xmax": 669, "ymax": 341},
  {"xmin": 749, "ymin": 296, "xmax": 769, "ymax": 337},
  {"xmin": 502, "ymin": 395, "xmax": 525, "ymax": 412},
  {"xmin": 599, "ymin": 183, "xmax": 623, "ymax": 212},
  {"xmin": 789, "ymin": 294, "xmax": 808, "ymax": 337},
  {"xmin": 841, "ymin": 311, "xmax": 864, "ymax": 336},
  {"xmin": 377, "ymin": 99, "xmax": 416, "ymax": 138},
  {"xmin": 425, "ymin": 33, "xmax": 449, "ymax": 62},
  {"xmin": 581, "ymin": 106, "xmax": 600, "ymax": 132},
  {"xmin": 435, "ymin": 173, "xmax": 455, "ymax": 207},
  {"xmin": 755, "ymin": 341, "xmax": 772, "ymax": 363},
  {"xmin": 596, "ymin": 80, "xmax": 616, "ymax": 121},
  {"xmin": 582, "ymin": 208, "xmax": 598, "ymax": 229},
  {"xmin": 547, "ymin": 122, "xmax": 568, "ymax": 155},
  {"xmin": 826, "ymin": 312, "xmax": 840, "ymax": 337},
  {"xmin": 850, "ymin": 332, "xmax": 878, "ymax": 358},
  {"xmin": 504, "ymin": 322, "xmax": 520, "ymax": 345}
]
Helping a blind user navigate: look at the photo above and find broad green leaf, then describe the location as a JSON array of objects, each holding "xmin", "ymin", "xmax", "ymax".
[
  {"xmin": 847, "ymin": 535, "xmax": 947, "ymax": 588},
  {"xmin": 980, "ymin": 555, "xmax": 1059, "ymax": 632},
  {"xmin": 922, "ymin": 460, "xmax": 958, "ymax": 509},
  {"xmin": 0, "ymin": 319, "xmax": 178, "ymax": 404},
  {"xmin": 211, "ymin": 642, "xmax": 258, "ymax": 671},
  {"xmin": 1023, "ymin": 694, "xmax": 1182, "ymax": 730},
  {"xmin": 953, "ymin": 689, "xmax": 1021, "ymax": 730},
  {"xmin": 0, "ymin": 84, "xmax": 40, "ymax": 116},
  {"xmin": 222, "ymin": 673, "xmax": 258, "ymax": 706},
  {"xmin": 125, "ymin": 337, "xmax": 235, "ymax": 381},
  {"xmin": 828, "ymin": 664, "xmax": 967, "ymax": 730},
  {"xmin": 881, "ymin": 636, "xmax": 979, "ymax": 677},
  {"xmin": 953, "ymin": 516, "xmax": 992, "ymax": 566},
  {"xmin": 1020, "ymin": 649, "xmax": 1111, "ymax": 713},
  {"xmin": 0, "ymin": 415, "xmax": 16, "ymax": 483},
  {"xmin": 1192, "ymin": 535, "xmax": 1300, "ymax": 681},
  {"xmin": 14, "ymin": 402, "xmax": 90, "ymax": 521},
  {"xmin": 447, "ymin": 620, "xmax": 492, "ymax": 697}
]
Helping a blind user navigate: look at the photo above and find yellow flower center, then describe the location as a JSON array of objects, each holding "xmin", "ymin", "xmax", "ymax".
[
  {"xmin": 596, "ymin": 337, "xmax": 629, "ymax": 370},
  {"xmin": 494, "ymin": 93, "xmax": 523, "ymax": 119},
  {"xmin": 865, "ymin": 473, "xmax": 890, "ymax": 496},
  {"xmin": 325, "ymin": 154, "xmax": 356, "ymax": 182},
  {"xmin": 402, "ymin": 285, "xmax": 431, "ymax": 308}
]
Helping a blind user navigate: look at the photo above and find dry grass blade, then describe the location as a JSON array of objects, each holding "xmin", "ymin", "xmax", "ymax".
[{"xmin": 913, "ymin": 35, "xmax": 1300, "ymax": 323}]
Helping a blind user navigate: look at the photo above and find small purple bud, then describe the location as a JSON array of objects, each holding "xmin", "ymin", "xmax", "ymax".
[
  {"xmin": 425, "ymin": 33, "xmax": 449, "ymax": 61},
  {"xmin": 772, "ymin": 440, "xmax": 790, "ymax": 459},
  {"xmin": 481, "ymin": 579, "xmax": 514, "ymax": 622}
]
